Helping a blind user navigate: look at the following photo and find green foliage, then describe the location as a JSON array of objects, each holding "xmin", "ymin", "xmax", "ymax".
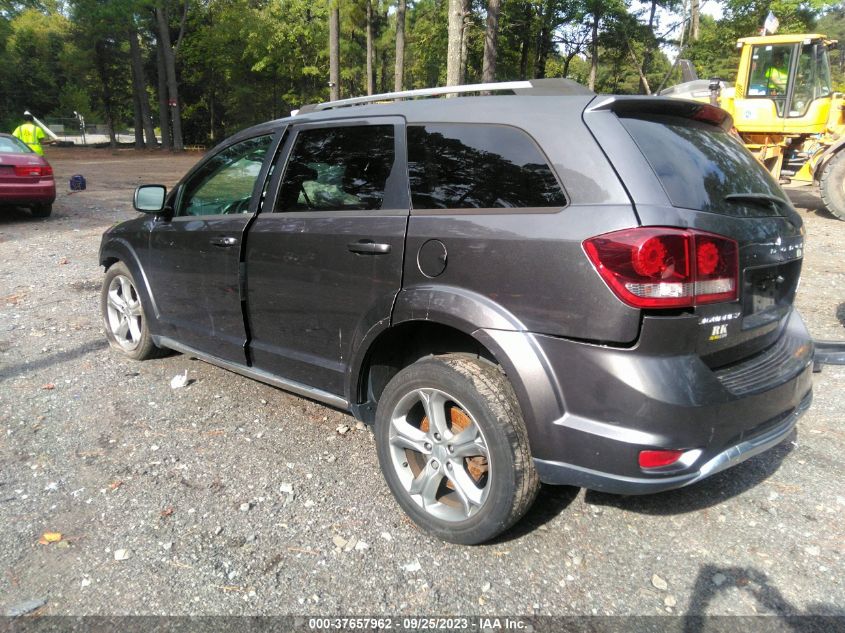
[{"xmin": 1, "ymin": 0, "xmax": 841, "ymax": 143}]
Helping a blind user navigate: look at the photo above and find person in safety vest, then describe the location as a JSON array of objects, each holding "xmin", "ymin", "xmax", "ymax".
[
  {"xmin": 765, "ymin": 51, "xmax": 789, "ymax": 95},
  {"xmin": 12, "ymin": 111, "xmax": 52, "ymax": 156}
]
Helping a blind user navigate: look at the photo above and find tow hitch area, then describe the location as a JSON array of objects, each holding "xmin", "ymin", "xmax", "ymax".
[{"xmin": 813, "ymin": 340, "xmax": 845, "ymax": 372}]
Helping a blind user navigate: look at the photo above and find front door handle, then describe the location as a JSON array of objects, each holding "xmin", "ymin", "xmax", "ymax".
[
  {"xmin": 210, "ymin": 236, "xmax": 238, "ymax": 248},
  {"xmin": 347, "ymin": 240, "xmax": 391, "ymax": 255}
]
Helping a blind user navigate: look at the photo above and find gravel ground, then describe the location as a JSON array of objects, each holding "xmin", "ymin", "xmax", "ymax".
[{"xmin": 0, "ymin": 148, "xmax": 843, "ymax": 619}]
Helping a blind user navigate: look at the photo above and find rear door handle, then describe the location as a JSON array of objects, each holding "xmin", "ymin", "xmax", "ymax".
[
  {"xmin": 210, "ymin": 236, "xmax": 238, "ymax": 248},
  {"xmin": 347, "ymin": 240, "xmax": 391, "ymax": 255}
]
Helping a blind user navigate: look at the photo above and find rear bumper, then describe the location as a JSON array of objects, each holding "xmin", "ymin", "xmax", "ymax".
[
  {"xmin": 0, "ymin": 180, "xmax": 56, "ymax": 205},
  {"xmin": 534, "ymin": 391, "xmax": 810, "ymax": 494},
  {"xmin": 493, "ymin": 307, "xmax": 814, "ymax": 494}
]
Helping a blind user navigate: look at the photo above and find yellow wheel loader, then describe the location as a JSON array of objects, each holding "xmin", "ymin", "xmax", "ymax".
[{"xmin": 662, "ymin": 34, "xmax": 845, "ymax": 220}]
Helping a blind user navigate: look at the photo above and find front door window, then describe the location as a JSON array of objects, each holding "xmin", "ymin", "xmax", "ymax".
[{"xmin": 178, "ymin": 135, "xmax": 274, "ymax": 216}]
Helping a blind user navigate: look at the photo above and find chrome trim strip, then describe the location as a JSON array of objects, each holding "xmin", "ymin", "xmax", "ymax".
[{"xmin": 156, "ymin": 337, "xmax": 349, "ymax": 410}]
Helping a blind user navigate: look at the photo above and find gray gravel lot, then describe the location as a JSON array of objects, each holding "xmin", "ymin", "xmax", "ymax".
[{"xmin": 0, "ymin": 148, "xmax": 843, "ymax": 619}]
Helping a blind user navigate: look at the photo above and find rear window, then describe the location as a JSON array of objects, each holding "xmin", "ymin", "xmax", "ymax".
[
  {"xmin": 407, "ymin": 124, "xmax": 567, "ymax": 210},
  {"xmin": 620, "ymin": 115, "xmax": 789, "ymax": 218},
  {"xmin": 0, "ymin": 136, "xmax": 31, "ymax": 153}
]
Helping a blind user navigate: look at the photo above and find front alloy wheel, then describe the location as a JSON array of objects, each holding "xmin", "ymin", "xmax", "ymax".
[
  {"xmin": 105, "ymin": 274, "xmax": 144, "ymax": 352},
  {"xmin": 100, "ymin": 261, "xmax": 162, "ymax": 360}
]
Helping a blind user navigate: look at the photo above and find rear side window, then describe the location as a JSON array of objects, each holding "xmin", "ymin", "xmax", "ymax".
[
  {"xmin": 276, "ymin": 125, "xmax": 395, "ymax": 212},
  {"xmin": 407, "ymin": 124, "xmax": 566, "ymax": 210},
  {"xmin": 620, "ymin": 115, "xmax": 789, "ymax": 218}
]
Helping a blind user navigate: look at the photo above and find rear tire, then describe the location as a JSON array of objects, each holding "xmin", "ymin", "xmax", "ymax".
[
  {"xmin": 374, "ymin": 354, "xmax": 539, "ymax": 544},
  {"xmin": 820, "ymin": 150, "xmax": 845, "ymax": 221},
  {"xmin": 100, "ymin": 262, "xmax": 163, "ymax": 361},
  {"xmin": 30, "ymin": 204, "xmax": 52, "ymax": 218}
]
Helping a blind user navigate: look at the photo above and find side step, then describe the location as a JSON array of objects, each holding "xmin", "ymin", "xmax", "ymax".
[{"xmin": 813, "ymin": 340, "xmax": 845, "ymax": 372}]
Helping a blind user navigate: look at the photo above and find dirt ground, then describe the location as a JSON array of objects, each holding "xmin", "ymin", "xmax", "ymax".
[{"xmin": 0, "ymin": 147, "xmax": 843, "ymax": 622}]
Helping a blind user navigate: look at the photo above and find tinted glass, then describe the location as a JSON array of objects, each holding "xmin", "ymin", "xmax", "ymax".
[
  {"xmin": 276, "ymin": 125, "xmax": 394, "ymax": 212},
  {"xmin": 407, "ymin": 124, "xmax": 566, "ymax": 209},
  {"xmin": 178, "ymin": 134, "xmax": 273, "ymax": 217},
  {"xmin": 621, "ymin": 115, "xmax": 789, "ymax": 218},
  {"xmin": 0, "ymin": 135, "xmax": 31, "ymax": 153}
]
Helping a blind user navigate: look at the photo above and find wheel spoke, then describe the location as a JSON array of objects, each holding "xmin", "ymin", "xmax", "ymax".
[
  {"xmin": 108, "ymin": 288, "xmax": 125, "ymax": 311},
  {"xmin": 127, "ymin": 302, "xmax": 143, "ymax": 317},
  {"xmin": 389, "ymin": 418, "xmax": 430, "ymax": 455},
  {"xmin": 450, "ymin": 422, "xmax": 488, "ymax": 459},
  {"xmin": 119, "ymin": 276, "xmax": 133, "ymax": 301},
  {"xmin": 409, "ymin": 464, "xmax": 443, "ymax": 507},
  {"xmin": 116, "ymin": 317, "xmax": 130, "ymax": 340},
  {"xmin": 418, "ymin": 389, "xmax": 450, "ymax": 438},
  {"xmin": 127, "ymin": 317, "xmax": 142, "ymax": 342},
  {"xmin": 445, "ymin": 464, "xmax": 484, "ymax": 514}
]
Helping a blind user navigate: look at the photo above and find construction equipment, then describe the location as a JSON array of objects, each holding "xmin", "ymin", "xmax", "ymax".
[{"xmin": 661, "ymin": 34, "xmax": 845, "ymax": 220}]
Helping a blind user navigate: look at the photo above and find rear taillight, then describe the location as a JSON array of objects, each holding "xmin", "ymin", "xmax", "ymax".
[
  {"xmin": 583, "ymin": 227, "xmax": 738, "ymax": 309},
  {"xmin": 14, "ymin": 164, "xmax": 52, "ymax": 178}
]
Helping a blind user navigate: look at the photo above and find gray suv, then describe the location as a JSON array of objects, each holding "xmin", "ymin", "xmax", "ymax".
[{"xmin": 99, "ymin": 80, "xmax": 813, "ymax": 544}]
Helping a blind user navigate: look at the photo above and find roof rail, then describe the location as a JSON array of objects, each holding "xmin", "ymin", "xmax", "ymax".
[{"xmin": 296, "ymin": 78, "xmax": 592, "ymax": 114}]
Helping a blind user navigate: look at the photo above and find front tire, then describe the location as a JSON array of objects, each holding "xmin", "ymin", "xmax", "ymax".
[
  {"xmin": 375, "ymin": 354, "xmax": 539, "ymax": 544},
  {"xmin": 820, "ymin": 150, "xmax": 845, "ymax": 221},
  {"xmin": 100, "ymin": 262, "xmax": 162, "ymax": 360}
]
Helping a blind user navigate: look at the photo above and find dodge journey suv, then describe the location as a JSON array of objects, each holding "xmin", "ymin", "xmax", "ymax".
[{"xmin": 99, "ymin": 79, "xmax": 813, "ymax": 544}]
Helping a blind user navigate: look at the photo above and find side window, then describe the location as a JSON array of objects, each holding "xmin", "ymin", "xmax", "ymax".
[
  {"xmin": 407, "ymin": 124, "xmax": 567, "ymax": 210},
  {"xmin": 178, "ymin": 134, "xmax": 273, "ymax": 217},
  {"xmin": 276, "ymin": 125, "xmax": 394, "ymax": 212}
]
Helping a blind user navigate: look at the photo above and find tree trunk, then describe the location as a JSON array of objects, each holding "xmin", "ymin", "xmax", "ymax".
[
  {"xmin": 380, "ymin": 48, "xmax": 389, "ymax": 92},
  {"xmin": 534, "ymin": 0, "xmax": 554, "ymax": 79},
  {"xmin": 562, "ymin": 51, "xmax": 577, "ymax": 77},
  {"xmin": 365, "ymin": 0, "xmax": 375, "ymax": 95},
  {"xmin": 691, "ymin": 0, "xmax": 700, "ymax": 41},
  {"xmin": 458, "ymin": 0, "xmax": 470, "ymax": 84},
  {"xmin": 155, "ymin": 5, "xmax": 184, "ymax": 151},
  {"xmin": 329, "ymin": 6, "xmax": 340, "ymax": 100},
  {"xmin": 394, "ymin": 0, "xmax": 406, "ymax": 91},
  {"xmin": 94, "ymin": 41, "xmax": 117, "ymax": 148},
  {"xmin": 155, "ymin": 41, "xmax": 171, "ymax": 150},
  {"xmin": 627, "ymin": 42, "xmax": 651, "ymax": 95},
  {"xmin": 131, "ymin": 91, "xmax": 144, "ymax": 149},
  {"xmin": 129, "ymin": 26, "xmax": 156, "ymax": 147},
  {"xmin": 446, "ymin": 0, "xmax": 463, "ymax": 86},
  {"xmin": 639, "ymin": 0, "xmax": 658, "ymax": 94},
  {"xmin": 588, "ymin": 11, "xmax": 599, "ymax": 91},
  {"xmin": 518, "ymin": 2, "xmax": 532, "ymax": 80},
  {"xmin": 481, "ymin": 0, "xmax": 501, "ymax": 83}
]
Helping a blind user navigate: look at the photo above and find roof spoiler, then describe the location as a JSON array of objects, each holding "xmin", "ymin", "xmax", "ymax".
[{"xmin": 586, "ymin": 95, "xmax": 733, "ymax": 131}]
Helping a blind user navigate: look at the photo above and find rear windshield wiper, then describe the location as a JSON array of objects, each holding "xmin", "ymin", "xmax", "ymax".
[{"xmin": 724, "ymin": 193, "xmax": 787, "ymax": 210}]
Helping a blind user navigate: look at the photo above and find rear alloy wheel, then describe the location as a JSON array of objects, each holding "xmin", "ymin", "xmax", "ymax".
[
  {"xmin": 375, "ymin": 354, "xmax": 539, "ymax": 544},
  {"xmin": 30, "ymin": 204, "xmax": 52, "ymax": 218},
  {"xmin": 820, "ymin": 150, "xmax": 845, "ymax": 221},
  {"xmin": 100, "ymin": 262, "xmax": 162, "ymax": 360}
]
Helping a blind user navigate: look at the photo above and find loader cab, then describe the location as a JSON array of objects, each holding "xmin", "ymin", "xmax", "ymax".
[{"xmin": 733, "ymin": 34, "xmax": 836, "ymax": 135}]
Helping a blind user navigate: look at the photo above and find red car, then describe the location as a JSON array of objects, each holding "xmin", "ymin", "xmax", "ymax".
[{"xmin": 0, "ymin": 133, "xmax": 56, "ymax": 218}]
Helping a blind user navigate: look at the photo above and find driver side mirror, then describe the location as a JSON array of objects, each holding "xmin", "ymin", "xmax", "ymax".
[{"xmin": 134, "ymin": 184, "xmax": 167, "ymax": 213}]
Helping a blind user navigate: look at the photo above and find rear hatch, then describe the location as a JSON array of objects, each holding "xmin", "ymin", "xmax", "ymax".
[{"xmin": 585, "ymin": 97, "xmax": 804, "ymax": 367}]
